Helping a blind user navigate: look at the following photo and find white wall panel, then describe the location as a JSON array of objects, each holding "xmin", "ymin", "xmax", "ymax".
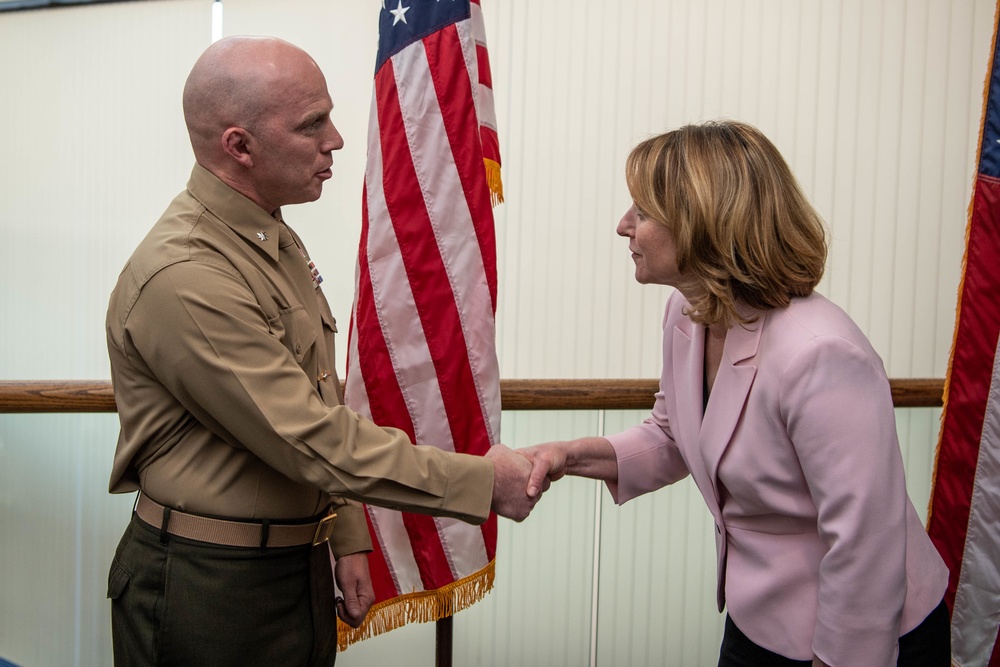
[
  {"xmin": 0, "ymin": 0, "xmax": 995, "ymax": 665},
  {"xmin": 0, "ymin": 3, "xmax": 208, "ymax": 665},
  {"xmin": 0, "ymin": 0, "xmax": 207, "ymax": 381}
]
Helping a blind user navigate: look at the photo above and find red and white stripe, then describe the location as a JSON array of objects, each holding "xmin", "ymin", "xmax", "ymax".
[
  {"xmin": 469, "ymin": 1, "xmax": 502, "ymax": 171},
  {"xmin": 928, "ymin": 5, "xmax": 1000, "ymax": 663},
  {"xmin": 950, "ymin": 352, "xmax": 1000, "ymax": 666},
  {"xmin": 344, "ymin": 0, "xmax": 500, "ymax": 612}
]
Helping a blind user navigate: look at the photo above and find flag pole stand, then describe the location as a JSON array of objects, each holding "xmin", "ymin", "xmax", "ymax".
[{"xmin": 435, "ymin": 616, "xmax": 453, "ymax": 667}]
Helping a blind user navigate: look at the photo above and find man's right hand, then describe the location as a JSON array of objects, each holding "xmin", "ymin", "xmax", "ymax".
[{"xmin": 485, "ymin": 444, "xmax": 543, "ymax": 522}]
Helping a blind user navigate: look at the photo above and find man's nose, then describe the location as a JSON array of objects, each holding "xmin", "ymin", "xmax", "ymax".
[{"xmin": 325, "ymin": 123, "xmax": 345, "ymax": 152}]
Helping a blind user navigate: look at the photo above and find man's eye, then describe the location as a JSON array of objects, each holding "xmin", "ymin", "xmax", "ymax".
[{"xmin": 301, "ymin": 118, "xmax": 324, "ymax": 132}]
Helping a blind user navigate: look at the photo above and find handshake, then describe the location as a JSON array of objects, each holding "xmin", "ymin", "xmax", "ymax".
[{"xmin": 485, "ymin": 443, "xmax": 567, "ymax": 522}]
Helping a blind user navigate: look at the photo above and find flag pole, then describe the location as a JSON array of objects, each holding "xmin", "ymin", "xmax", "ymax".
[{"xmin": 435, "ymin": 617, "xmax": 453, "ymax": 667}]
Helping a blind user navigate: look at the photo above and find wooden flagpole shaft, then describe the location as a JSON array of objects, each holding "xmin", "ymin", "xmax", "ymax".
[{"xmin": 436, "ymin": 616, "xmax": 453, "ymax": 667}]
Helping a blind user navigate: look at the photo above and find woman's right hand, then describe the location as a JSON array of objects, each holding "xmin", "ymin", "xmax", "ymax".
[
  {"xmin": 522, "ymin": 437, "xmax": 619, "ymax": 498},
  {"xmin": 520, "ymin": 442, "xmax": 569, "ymax": 498}
]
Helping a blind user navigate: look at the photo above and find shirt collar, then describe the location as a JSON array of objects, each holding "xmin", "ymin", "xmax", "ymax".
[{"xmin": 185, "ymin": 163, "xmax": 282, "ymax": 261}]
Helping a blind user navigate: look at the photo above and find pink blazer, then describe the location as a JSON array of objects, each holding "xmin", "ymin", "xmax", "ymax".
[{"xmin": 606, "ymin": 291, "xmax": 947, "ymax": 666}]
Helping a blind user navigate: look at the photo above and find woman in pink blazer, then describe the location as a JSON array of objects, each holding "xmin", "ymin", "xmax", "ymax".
[{"xmin": 523, "ymin": 121, "xmax": 950, "ymax": 666}]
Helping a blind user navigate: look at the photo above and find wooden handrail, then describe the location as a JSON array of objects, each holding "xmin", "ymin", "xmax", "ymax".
[{"xmin": 0, "ymin": 378, "xmax": 945, "ymax": 413}]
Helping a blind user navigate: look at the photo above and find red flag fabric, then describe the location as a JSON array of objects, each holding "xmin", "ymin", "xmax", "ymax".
[
  {"xmin": 339, "ymin": 0, "xmax": 502, "ymax": 646},
  {"xmin": 928, "ymin": 2, "xmax": 1000, "ymax": 665}
]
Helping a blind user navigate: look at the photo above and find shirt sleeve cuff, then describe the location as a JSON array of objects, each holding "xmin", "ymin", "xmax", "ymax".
[
  {"xmin": 437, "ymin": 451, "xmax": 494, "ymax": 525},
  {"xmin": 328, "ymin": 498, "xmax": 374, "ymax": 557}
]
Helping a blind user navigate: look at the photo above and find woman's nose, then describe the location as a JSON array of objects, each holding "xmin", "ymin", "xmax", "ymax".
[{"xmin": 616, "ymin": 210, "xmax": 634, "ymax": 237}]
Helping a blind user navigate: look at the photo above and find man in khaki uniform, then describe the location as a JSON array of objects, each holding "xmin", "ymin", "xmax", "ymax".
[{"xmin": 105, "ymin": 35, "xmax": 537, "ymax": 667}]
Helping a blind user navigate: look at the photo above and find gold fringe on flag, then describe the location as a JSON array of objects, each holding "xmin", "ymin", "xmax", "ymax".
[
  {"xmin": 484, "ymin": 158, "xmax": 504, "ymax": 207},
  {"xmin": 336, "ymin": 558, "xmax": 496, "ymax": 651}
]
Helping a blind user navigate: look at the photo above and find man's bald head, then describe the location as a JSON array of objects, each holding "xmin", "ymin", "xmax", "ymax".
[
  {"xmin": 182, "ymin": 36, "xmax": 321, "ymax": 165},
  {"xmin": 179, "ymin": 35, "xmax": 342, "ymax": 213}
]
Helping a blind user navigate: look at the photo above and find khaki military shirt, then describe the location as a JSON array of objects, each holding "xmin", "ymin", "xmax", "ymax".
[{"xmin": 107, "ymin": 164, "xmax": 493, "ymax": 556}]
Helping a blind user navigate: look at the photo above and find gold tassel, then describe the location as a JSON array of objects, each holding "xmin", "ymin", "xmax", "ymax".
[
  {"xmin": 484, "ymin": 158, "xmax": 504, "ymax": 207},
  {"xmin": 337, "ymin": 559, "xmax": 496, "ymax": 651}
]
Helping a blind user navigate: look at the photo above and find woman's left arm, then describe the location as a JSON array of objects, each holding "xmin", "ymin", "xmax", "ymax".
[{"xmin": 779, "ymin": 334, "xmax": 908, "ymax": 666}]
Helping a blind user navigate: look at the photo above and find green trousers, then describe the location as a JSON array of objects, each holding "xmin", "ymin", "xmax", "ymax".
[{"xmin": 108, "ymin": 515, "xmax": 337, "ymax": 667}]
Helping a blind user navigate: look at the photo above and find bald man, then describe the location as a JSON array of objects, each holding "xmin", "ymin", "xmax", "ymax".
[{"xmin": 106, "ymin": 36, "xmax": 537, "ymax": 667}]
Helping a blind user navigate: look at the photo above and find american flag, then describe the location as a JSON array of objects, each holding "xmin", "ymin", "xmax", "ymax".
[
  {"xmin": 927, "ymin": 2, "xmax": 1000, "ymax": 664},
  {"xmin": 339, "ymin": 0, "xmax": 502, "ymax": 646}
]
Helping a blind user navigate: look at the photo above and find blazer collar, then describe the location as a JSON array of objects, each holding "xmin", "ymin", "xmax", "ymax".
[{"xmin": 723, "ymin": 301, "xmax": 766, "ymax": 364}]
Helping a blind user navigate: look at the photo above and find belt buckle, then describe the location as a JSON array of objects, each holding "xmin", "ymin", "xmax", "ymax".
[{"xmin": 312, "ymin": 510, "xmax": 337, "ymax": 546}]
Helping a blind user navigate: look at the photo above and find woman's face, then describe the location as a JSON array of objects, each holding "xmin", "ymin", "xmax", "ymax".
[{"xmin": 617, "ymin": 203, "xmax": 683, "ymax": 287}]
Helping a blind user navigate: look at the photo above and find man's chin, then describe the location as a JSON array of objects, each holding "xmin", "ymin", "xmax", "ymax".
[{"xmin": 290, "ymin": 188, "xmax": 324, "ymax": 206}]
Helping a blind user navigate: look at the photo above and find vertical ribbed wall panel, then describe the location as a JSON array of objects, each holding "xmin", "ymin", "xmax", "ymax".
[
  {"xmin": 0, "ymin": 1, "xmax": 994, "ymax": 666},
  {"xmin": 0, "ymin": 0, "xmax": 207, "ymax": 381},
  {"xmin": 0, "ymin": 4, "xmax": 208, "ymax": 666}
]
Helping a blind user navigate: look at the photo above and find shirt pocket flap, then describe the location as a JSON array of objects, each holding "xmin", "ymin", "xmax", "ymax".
[{"xmin": 277, "ymin": 306, "xmax": 317, "ymax": 363}]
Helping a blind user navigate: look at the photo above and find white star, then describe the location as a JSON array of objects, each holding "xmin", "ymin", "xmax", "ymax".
[{"xmin": 389, "ymin": 0, "xmax": 410, "ymax": 25}]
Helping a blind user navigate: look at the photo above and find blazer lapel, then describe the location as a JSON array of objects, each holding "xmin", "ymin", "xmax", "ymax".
[
  {"xmin": 671, "ymin": 318, "xmax": 738, "ymax": 511},
  {"xmin": 672, "ymin": 321, "xmax": 705, "ymax": 454},
  {"xmin": 699, "ymin": 310, "xmax": 766, "ymax": 499}
]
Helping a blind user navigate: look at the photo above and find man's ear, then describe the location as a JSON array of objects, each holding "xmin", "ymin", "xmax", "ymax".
[{"xmin": 222, "ymin": 127, "xmax": 254, "ymax": 167}]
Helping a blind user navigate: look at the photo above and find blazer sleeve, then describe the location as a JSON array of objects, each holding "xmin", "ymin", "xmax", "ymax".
[
  {"xmin": 605, "ymin": 297, "xmax": 691, "ymax": 503},
  {"xmin": 778, "ymin": 334, "xmax": 908, "ymax": 666}
]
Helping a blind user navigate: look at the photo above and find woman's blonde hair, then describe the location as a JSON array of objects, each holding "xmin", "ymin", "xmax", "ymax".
[{"xmin": 625, "ymin": 120, "xmax": 827, "ymax": 327}]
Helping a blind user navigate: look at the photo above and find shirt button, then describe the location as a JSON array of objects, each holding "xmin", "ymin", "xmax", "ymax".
[{"xmin": 295, "ymin": 343, "xmax": 302, "ymax": 354}]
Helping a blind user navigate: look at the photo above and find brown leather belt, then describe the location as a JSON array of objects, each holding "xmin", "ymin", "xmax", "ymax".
[{"xmin": 135, "ymin": 493, "xmax": 336, "ymax": 548}]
